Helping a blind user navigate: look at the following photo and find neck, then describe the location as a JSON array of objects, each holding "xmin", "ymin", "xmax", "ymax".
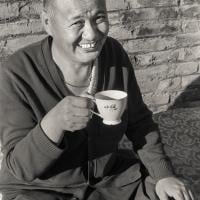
[{"xmin": 51, "ymin": 43, "xmax": 93, "ymax": 86}]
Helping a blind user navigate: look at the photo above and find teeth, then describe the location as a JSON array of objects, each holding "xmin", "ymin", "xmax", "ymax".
[{"xmin": 80, "ymin": 43, "xmax": 96, "ymax": 49}]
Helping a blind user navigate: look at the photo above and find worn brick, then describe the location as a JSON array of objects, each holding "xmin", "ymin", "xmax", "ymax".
[
  {"xmin": 106, "ymin": 0, "xmax": 128, "ymax": 11},
  {"xmin": 5, "ymin": 34, "xmax": 47, "ymax": 54},
  {"xmin": 111, "ymin": 20, "xmax": 200, "ymax": 41},
  {"xmin": 129, "ymin": 49, "xmax": 179, "ymax": 68},
  {"xmin": 108, "ymin": 25, "xmax": 133, "ymax": 40},
  {"xmin": 156, "ymin": 77, "xmax": 182, "ymax": 93},
  {"xmin": 110, "ymin": 19, "xmax": 200, "ymax": 39},
  {"xmin": 19, "ymin": 1, "xmax": 42, "ymax": 18},
  {"xmin": 135, "ymin": 65, "xmax": 169, "ymax": 82},
  {"xmin": 108, "ymin": 12, "xmax": 121, "ymax": 26},
  {"xmin": 0, "ymin": 40, "xmax": 5, "ymax": 49},
  {"xmin": 123, "ymin": 37, "xmax": 176, "ymax": 53},
  {"xmin": 176, "ymin": 32, "xmax": 200, "ymax": 48},
  {"xmin": 182, "ymin": 0, "xmax": 200, "ymax": 5},
  {"xmin": 135, "ymin": 0, "xmax": 178, "ymax": 7},
  {"xmin": 178, "ymin": 46, "xmax": 200, "ymax": 61},
  {"xmin": 29, "ymin": 2, "xmax": 43, "ymax": 16},
  {"xmin": 0, "ymin": 20, "xmax": 29, "ymax": 37},
  {"xmin": 137, "ymin": 80, "xmax": 159, "ymax": 93},
  {"xmin": 143, "ymin": 93, "xmax": 170, "ymax": 106},
  {"xmin": 0, "ymin": 19, "xmax": 43, "ymax": 38},
  {"xmin": 107, "ymin": 0, "xmax": 177, "ymax": 11},
  {"xmin": 120, "ymin": 7, "xmax": 180, "ymax": 23},
  {"xmin": 18, "ymin": 1, "xmax": 30, "ymax": 18},
  {"xmin": 139, "ymin": 21, "xmax": 180, "ymax": 37},
  {"xmin": 139, "ymin": 48, "xmax": 191, "ymax": 64},
  {"xmin": 0, "ymin": 40, "xmax": 6, "ymax": 58},
  {"xmin": 175, "ymin": 62, "xmax": 199, "ymax": 75},
  {"xmin": 28, "ymin": 19, "xmax": 44, "ymax": 33},
  {"xmin": 168, "ymin": 63, "xmax": 178, "ymax": 78},
  {"xmin": 0, "ymin": 2, "xmax": 19, "ymax": 20},
  {"xmin": 181, "ymin": 5, "xmax": 200, "ymax": 18},
  {"xmin": 0, "ymin": 47, "xmax": 9, "ymax": 59},
  {"xmin": 110, "ymin": 21, "xmax": 182, "ymax": 40},
  {"xmin": 181, "ymin": 20, "xmax": 200, "ymax": 33},
  {"xmin": 121, "ymin": 20, "xmax": 182, "ymax": 38},
  {"xmin": 0, "ymin": 20, "xmax": 27, "ymax": 38}
]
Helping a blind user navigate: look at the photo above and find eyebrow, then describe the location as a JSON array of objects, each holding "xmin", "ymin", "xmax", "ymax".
[{"xmin": 68, "ymin": 10, "xmax": 107, "ymax": 21}]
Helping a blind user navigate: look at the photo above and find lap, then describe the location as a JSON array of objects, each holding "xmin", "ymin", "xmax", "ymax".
[
  {"xmin": 86, "ymin": 176, "xmax": 158, "ymax": 200},
  {"xmin": 2, "ymin": 178, "xmax": 158, "ymax": 200},
  {"xmin": 2, "ymin": 190, "xmax": 75, "ymax": 200},
  {"xmin": 2, "ymin": 151, "xmax": 158, "ymax": 200}
]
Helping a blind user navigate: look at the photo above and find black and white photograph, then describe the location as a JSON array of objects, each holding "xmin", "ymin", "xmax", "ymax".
[{"xmin": 0, "ymin": 0, "xmax": 199, "ymax": 199}]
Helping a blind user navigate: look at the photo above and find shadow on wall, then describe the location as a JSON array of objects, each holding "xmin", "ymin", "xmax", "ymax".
[{"xmin": 169, "ymin": 76, "xmax": 200, "ymax": 109}]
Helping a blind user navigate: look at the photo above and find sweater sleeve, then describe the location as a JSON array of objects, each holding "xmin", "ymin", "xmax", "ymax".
[
  {"xmin": 0, "ymin": 62, "xmax": 64, "ymax": 182},
  {"xmin": 123, "ymin": 53, "xmax": 174, "ymax": 182}
]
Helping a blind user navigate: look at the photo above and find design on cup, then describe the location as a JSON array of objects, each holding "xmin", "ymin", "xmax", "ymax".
[
  {"xmin": 90, "ymin": 90, "xmax": 128, "ymax": 125},
  {"xmin": 103, "ymin": 104, "xmax": 118, "ymax": 111}
]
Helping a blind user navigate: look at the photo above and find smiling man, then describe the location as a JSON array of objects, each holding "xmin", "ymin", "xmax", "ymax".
[{"xmin": 0, "ymin": 0, "xmax": 194, "ymax": 200}]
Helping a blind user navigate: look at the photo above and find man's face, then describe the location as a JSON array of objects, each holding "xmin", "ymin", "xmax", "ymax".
[{"xmin": 44, "ymin": 0, "xmax": 109, "ymax": 64}]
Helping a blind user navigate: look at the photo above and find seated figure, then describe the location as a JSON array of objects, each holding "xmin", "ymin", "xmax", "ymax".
[{"xmin": 0, "ymin": 0, "xmax": 194, "ymax": 199}]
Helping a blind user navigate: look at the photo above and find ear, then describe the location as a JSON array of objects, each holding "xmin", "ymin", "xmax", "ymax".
[{"xmin": 41, "ymin": 10, "xmax": 52, "ymax": 36}]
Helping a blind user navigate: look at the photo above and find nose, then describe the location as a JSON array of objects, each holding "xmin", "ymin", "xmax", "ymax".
[{"xmin": 82, "ymin": 21, "xmax": 98, "ymax": 41}]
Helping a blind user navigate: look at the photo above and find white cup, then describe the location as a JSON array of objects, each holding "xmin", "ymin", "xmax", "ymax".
[{"xmin": 89, "ymin": 90, "xmax": 127, "ymax": 125}]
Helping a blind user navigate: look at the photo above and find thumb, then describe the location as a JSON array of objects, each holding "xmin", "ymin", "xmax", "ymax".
[{"xmin": 156, "ymin": 191, "xmax": 168, "ymax": 200}]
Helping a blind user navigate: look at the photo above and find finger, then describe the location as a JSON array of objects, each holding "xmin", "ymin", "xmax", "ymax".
[
  {"xmin": 71, "ymin": 96, "xmax": 91, "ymax": 108},
  {"xmin": 181, "ymin": 184, "xmax": 195, "ymax": 200},
  {"xmin": 189, "ymin": 190, "xmax": 195, "ymax": 200},
  {"xmin": 156, "ymin": 192, "xmax": 168, "ymax": 200},
  {"xmin": 69, "ymin": 122, "xmax": 88, "ymax": 132},
  {"xmin": 73, "ymin": 108, "xmax": 91, "ymax": 117},
  {"xmin": 173, "ymin": 191, "xmax": 185, "ymax": 200},
  {"xmin": 71, "ymin": 115, "xmax": 91, "ymax": 123},
  {"xmin": 182, "ymin": 189, "xmax": 191, "ymax": 200},
  {"xmin": 64, "ymin": 113, "xmax": 90, "ymax": 128}
]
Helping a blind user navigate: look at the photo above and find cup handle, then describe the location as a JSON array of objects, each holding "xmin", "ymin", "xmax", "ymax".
[
  {"xmin": 90, "ymin": 109, "xmax": 102, "ymax": 118},
  {"xmin": 80, "ymin": 93, "xmax": 101, "ymax": 117}
]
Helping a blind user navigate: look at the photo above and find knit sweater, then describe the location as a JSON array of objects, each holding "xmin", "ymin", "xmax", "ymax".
[{"xmin": 0, "ymin": 36, "xmax": 174, "ymax": 199}]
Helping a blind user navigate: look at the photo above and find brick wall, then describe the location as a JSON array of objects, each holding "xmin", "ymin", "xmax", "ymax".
[{"xmin": 1, "ymin": 0, "xmax": 200, "ymax": 112}]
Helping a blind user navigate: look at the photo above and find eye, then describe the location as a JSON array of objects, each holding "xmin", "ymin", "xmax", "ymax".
[
  {"xmin": 71, "ymin": 20, "xmax": 84, "ymax": 27},
  {"xmin": 96, "ymin": 15, "xmax": 107, "ymax": 24}
]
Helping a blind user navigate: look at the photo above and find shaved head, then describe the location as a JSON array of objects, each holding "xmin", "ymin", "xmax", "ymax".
[{"xmin": 43, "ymin": 0, "xmax": 106, "ymax": 11}]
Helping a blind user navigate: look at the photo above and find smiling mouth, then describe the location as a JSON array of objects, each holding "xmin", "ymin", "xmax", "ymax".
[{"xmin": 79, "ymin": 42, "xmax": 98, "ymax": 50}]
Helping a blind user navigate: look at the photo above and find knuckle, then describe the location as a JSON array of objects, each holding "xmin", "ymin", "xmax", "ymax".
[
  {"xmin": 63, "ymin": 113, "xmax": 72, "ymax": 121},
  {"xmin": 80, "ymin": 123, "xmax": 87, "ymax": 129},
  {"xmin": 80, "ymin": 101, "xmax": 87, "ymax": 108},
  {"xmin": 69, "ymin": 123, "xmax": 76, "ymax": 132},
  {"xmin": 176, "ymin": 190, "xmax": 182, "ymax": 197},
  {"xmin": 84, "ymin": 116, "xmax": 90, "ymax": 122}
]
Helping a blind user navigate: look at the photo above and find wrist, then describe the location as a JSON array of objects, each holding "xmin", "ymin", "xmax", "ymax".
[{"xmin": 40, "ymin": 117, "xmax": 64, "ymax": 144}]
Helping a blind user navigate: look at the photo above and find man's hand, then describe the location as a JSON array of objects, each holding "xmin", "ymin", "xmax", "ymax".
[
  {"xmin": 155, "ymin": 177, "xmax": 194, "ymax": 200},
  {"xmin": 41, "ymin": 96, "xmax": 92, "ymax": 144}
]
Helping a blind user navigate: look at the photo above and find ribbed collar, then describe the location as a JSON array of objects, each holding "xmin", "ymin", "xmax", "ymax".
[{"xmin": 41, "ymin": 36, "xmax": 105, "ymax": 98}]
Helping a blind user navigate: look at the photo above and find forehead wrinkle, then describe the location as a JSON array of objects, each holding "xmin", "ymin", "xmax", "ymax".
[
  {"xmin": 67, "ymin": 9, "xmax": 107, "ymax": 22},
  {"xmin": 52, "ymin": 0, "xmax": 107, "ymax": 18}
]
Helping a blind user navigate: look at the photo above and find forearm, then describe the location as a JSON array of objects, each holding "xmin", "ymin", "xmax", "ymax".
[
  {"xmin": 5, "ymin": 124, "xmax": 64, "ymax": 182},
  {"xmin": 137, "ymin": 130, "xmax": 174, "ymax": 181},
  {"xmin": 40, "ymin": 114, "xmax": 64, "ymax": 145}
]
